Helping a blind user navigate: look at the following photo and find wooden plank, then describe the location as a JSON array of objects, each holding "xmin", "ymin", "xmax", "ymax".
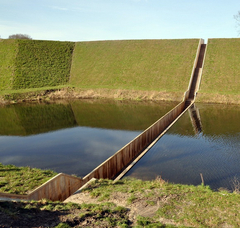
[
  {"xmin": 82, "ymin": 100, "xmax": 189, "ymax": 184},
  {"xmin": 0, "ymin": 192, "xmax": 27, "ymax": 200},
  {"xmin": 27, "ymin": 173, "xmax": 82, "ymax": 201}
]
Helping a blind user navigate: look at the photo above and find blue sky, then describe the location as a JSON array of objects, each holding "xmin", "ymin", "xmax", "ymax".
[{"xmin": 0, "ymin": 0, "xmax": 239, "ymax": 42}]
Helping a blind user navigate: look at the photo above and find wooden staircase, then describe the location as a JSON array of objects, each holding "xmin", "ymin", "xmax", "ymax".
[{"xmin": 185, "ymin": 44, "xmax": 206, "ymax": 109}]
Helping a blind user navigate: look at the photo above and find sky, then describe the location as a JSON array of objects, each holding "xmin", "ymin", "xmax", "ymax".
[{"xmin": 0, "ymin": 0, "xmax": 239, "ymax": 42}]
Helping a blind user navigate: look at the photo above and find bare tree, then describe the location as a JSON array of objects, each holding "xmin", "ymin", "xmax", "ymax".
[
  {"xmin": 8, "ymin": 34, "xmax": 32, "ymax": 39},
  {"xmin": 234, "ymin": 11, "xmax": 240, "ymax": 35}
]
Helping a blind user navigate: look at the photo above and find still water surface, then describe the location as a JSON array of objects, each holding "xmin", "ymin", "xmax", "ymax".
[
  {"xmin": 0, "ymin": 100, "xmax": 239, "ymax": 190},
  {"xmin": 0, "ymin": 99, "xmax": 176, "ymax": 177},
  {"xmin": 126, "ymin": 103, "xmax": 240, "ymax": 190}
]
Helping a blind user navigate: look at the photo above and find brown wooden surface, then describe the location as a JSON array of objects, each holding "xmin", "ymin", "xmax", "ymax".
[
  {"xmin": 184, "ymin": 39, "xmax": 204, "ymax": 100},
  {"xmin": 28, "ymin": 173, "xmax": 82, "ymax": 201},
  {"xmin": 0, "ymin": 192, "xmax": 27, "ymax": 200},
  {"xmin": 0, "ymin": 173, "xmax": 82, "ymax": 202},
  {"xmin": 82, "ymin": 101, "xmax": 186, "ymax": 183}
]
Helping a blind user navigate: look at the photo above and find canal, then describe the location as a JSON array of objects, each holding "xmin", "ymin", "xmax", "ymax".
[
  {"xmin": 0, "ymin": 100, "xmax": 239, "ymax": 191},
  {"xmin": 126, "ymin": 103, "xmax": 240, "ymax": 191}
]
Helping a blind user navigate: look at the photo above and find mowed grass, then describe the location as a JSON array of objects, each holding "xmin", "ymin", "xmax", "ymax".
[
  {"xmin": 0, "ymin": 39, "xmax": 18, "ymax": 90},
  {"xmin": 0, "ymin": 163, "xmax": 57, "ymax": 194},
  {"xmin": 82, "ymin": 178, "xmax": 240, "ymax": 227},
  {"xmin": 13, "ymin": 40, "xmax": 74, "ymax": 89},
  {"xmin": 200, "ymin": 38, "xmax": 240, "ymax": 95},
  {"xmin": 70, "ymin": 39, "xmax": 199, "ymax": 93},
  {"xmin": 0, "ymin": 39, "xmax": 74, "ymax": 92},
  {"xmin": 1, "ymin": 177, "xmax": 240, "ymax": 227}
]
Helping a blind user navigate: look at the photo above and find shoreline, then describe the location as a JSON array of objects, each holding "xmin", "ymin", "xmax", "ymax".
[{"xmin": 1, "ymin": 87, "xmax": 240, "ymax": 105}]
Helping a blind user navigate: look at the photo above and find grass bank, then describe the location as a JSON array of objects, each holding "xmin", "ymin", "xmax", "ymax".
[
  {"xmin": 0, "ymin": 163, "xmax": 57, "ymax": 194},
  {"xmin": 0, "ymin": 38, "xmax": 200, "ymax": 103},
  {"xmin": 0, "ymin": 39, "xmax": 74, "ymax": 92},
  {"xmin": 197, "ymin": 38, "xmax": 240, "ymax": 104},
  {"xmin": 70, "ymin": 39, "xmax": 198, "ymax": 95},
  {"xmin": 0, "ymin": 39, "xmax": 18, "ymax": 90},
  {"xmin": 1, "ymin": 38, "xmax": 240, "ymax": 104},
  {"xmin": 1, "ymin": 177, "xmax": 240, "ymax": 227},
  {"xmin": 65, "ymin": 178, "xmax": 240, "ymax": 227},
  {"xmin": 13, "ymin": 40, "xmax": 74, "ymax": 89}
]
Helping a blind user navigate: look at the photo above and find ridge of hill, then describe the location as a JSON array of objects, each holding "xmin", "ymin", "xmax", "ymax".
[{"xmin": 1, "ymin": 38, "xmax": 240, "ymax": 104}]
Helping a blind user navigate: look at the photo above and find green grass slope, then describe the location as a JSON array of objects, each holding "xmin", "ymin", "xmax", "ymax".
[
  {"xmin": 13, "ymin": 40, "xmax": 75, "ymax": 89},
  {"xmin": 198, "ymin": 38, "xmax": 240, "ymax": 103},
  {"xmin": 70, "ymin": 39, "xmax": 199, "ymax": 93},
  {"xmin": 0, "ymin": 39, "xmax": 18, "ymax": 90}
]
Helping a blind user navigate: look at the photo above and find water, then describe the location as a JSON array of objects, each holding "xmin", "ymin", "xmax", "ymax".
[
  {"xmin": 0, "ymin": 100, "xmax": 239, "ymax": 191},
  {"xmin": 0, "ymin": 99, "xmax": 176, "ymax": 177},
  {"xmin": 125, "ymin": 103, "xmax": 240, "ymax": 191}
]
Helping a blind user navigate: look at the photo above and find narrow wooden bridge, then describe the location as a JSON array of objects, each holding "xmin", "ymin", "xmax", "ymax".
[{"xmin": 0, "ymin": 39, "xmax": 207, "ymax": 202}]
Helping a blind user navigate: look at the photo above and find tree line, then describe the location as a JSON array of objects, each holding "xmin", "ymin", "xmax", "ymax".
[{"xmin": 0, "ymin": 34, "xmax": 32, "ymax": 39}]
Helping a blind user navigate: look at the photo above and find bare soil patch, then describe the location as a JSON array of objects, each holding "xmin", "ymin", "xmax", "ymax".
[
  {"xmin": 0, "ymin": 184, "xmax": 176, "ymax": 227},
  {"xmin": 64, "ymin": 186, "xmax": 176, "ymax": 227}
]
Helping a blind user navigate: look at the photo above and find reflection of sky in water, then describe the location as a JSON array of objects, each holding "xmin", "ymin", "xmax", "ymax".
[
  {"xmin": 0, "ymin": 127, "xmax": 140, "ymax": 177},
  {"xmin": 126, "ymin": 110, "xmax": 240, "ymax": 191},
  {"xmin": 1, "ymin": 101, "xmax": 240, "ymax": 191}
]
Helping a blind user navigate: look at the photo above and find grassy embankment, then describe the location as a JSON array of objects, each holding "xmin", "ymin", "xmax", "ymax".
[
  {"xmin": 1, "ymin": 178, "xmax": 240, "ymax": 227},
  {"xmin": 0, "ymin": 39, "xmax": 18, "ymax": 91},
  {"xmin": 0, "ymin": 39, "xmax": 199, "ymax": 102},
  {"xmin": 0, "ymin": 39, "xmax": 74, "ymax": 100},
  {"xmin": 1, "ymin": 38, "xmax": 240, "ymax": 104},
  {"xmin": 70, "ymin": 39, "xmax": 199, "ymax": 101},
  {"xmin": 197, "ymin": 38, "xmax": 240, "ymax": 104},
  {"xmin": 0, "ymin": 163, "xmax": 57, "ymax": 194},
  {"xmin": 13, "ymin": 40, "xmax": 74, "ymax": 89}
]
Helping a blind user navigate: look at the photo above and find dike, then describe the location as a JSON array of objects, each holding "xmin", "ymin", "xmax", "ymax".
[{"xmin": 0, "ymin": 38, "xmax": 240, "ymax": 104}]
